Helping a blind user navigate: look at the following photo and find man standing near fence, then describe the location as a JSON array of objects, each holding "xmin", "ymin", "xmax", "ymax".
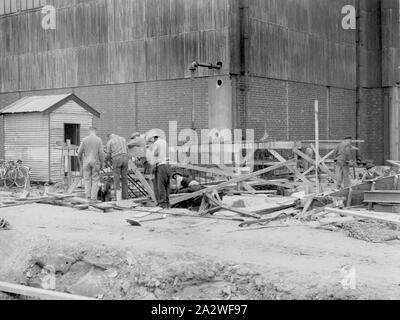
[
  {"xmin": 78, "ymin": 127, "xmax": 105, "ymax": 201},
  {"xmin": 106, "ymin": 133, "xmax": 129, "ymax": 200},
  {"xmin": 333, "ymin": 136, "xmax": 354, "ymax": 190}
]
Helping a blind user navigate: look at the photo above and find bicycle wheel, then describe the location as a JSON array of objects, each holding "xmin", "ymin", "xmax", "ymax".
[
  {"xmin": 15, "ymin": 166, "xmax": 30, "ymax": 188},
  {"xmin": 5, "ymin": 168, "xmax": 16, "ymax": 188}
]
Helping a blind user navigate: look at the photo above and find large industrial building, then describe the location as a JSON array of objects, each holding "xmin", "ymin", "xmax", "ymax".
[{"xmin": 0, "ymin": 0, "xmax": 399, "ymax": 165}]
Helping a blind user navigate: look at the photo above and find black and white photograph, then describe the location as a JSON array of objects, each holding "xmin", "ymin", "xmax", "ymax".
[{"xmin": 0, "ymin": 0, "xmax": 399, "ymax": 309}]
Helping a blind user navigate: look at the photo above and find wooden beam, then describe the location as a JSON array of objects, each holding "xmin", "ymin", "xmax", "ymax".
[
  {"xmin": 268, "ymin": 150, "xmax": 312, "ymax": 186},
  {"xmin": 302, "ymin": 150, "xmax": 334, "ymax": 177},
  {"xmin": 131, "ymin": 164, "xmax": 157, "ymax": 203},
  {"xmin": 325, "ymin": 208, "xmax": 400, "ymax": 225},
  {"xmin": 205, "ymin": 194, "xmax": 261, "ymax": 219},
  {"xmin": 170, "ymin": 161, "xmax": 295, "ymax": 206},
  {"xmin": 0, "ymin": 282, "xmax": 95, "ymax": 300},
  {"xmin": 171, "ymin": 163, "xmax": 236, "ymax": 178},
  {"xmin": 293, "ymin": 148, "xmax": 336, "ymax": 180}
]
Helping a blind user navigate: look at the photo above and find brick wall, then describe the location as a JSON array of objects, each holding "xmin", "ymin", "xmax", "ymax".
[
  {"xmin": 0, "ymin": 78, "xmax": 209, "ymax": 157},
  {"xmin": 237, "ymin": 76, "xmax": 357, "ymax": 144},
  {"xmin": 359, "ymin": 88, "xmax": 385, "ymax": 164},
  {"xmin": 246, "ymin": 77, "xmax": 288, "ymax": 140},
  {"xmin": 329, "ymin": 87, "xmax": 357, "ymax": 140},
  {"xmin": 287, "ymin": 81, "xmax": 329, "ymax": 141}
]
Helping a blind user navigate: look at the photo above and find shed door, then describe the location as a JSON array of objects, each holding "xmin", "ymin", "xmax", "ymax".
[{"xmin": 64, "ymin": 124, "xmax": 80, "ymax": 172}]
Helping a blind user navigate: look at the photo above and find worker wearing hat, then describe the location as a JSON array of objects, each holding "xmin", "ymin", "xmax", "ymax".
[
  {"xmin": 333, "ymin": 136, "xmax": 354, "ymax": 189},
  {"xmin": 147, "ymin": 131, "xmax": 171, "ymax": 208},
  {"xmin": 128, "ymin": 132, "xmax": 146, "ymax": 168},
  {"xmin": 172, "ymin": 172, "xmax": 200, "ymax": 194}
]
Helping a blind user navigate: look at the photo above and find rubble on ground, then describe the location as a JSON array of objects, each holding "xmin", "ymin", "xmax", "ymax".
[{"xmin": 0, "ymin": 218, "xmax": 10, "ymax": 230}]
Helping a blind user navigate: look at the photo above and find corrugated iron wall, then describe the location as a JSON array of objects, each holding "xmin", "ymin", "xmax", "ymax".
[
  {"xmin": 4, "ymin": 113, "xmax": 50, "ymax": 182},
  {"xmin": 0, "ymin": 0, "xmax": 232, "ymax": 93}
]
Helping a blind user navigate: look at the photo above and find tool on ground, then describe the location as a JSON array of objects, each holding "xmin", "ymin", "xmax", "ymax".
[{"xmin": 126, "ymin": 214, "xmax": 167, "ymax": 227}]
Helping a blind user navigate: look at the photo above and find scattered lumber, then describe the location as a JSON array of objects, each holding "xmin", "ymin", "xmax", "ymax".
[
  {"xmin": 128, "ymin": 207, "xmax": 246, "ymax": 222},
  {"xmin": 292, "ymin": 148, "xmax": 336, "ymax": 180},
  {"xmin": 171, "ymin": 163, "xmax": 237, "ymax": 178},
  {"xmin": 238, "ymin": 208, "xmax": 297, "ymax": 228},
  {"xmin": 325, "ymin": 208, "xmax": 400, "ymax": 225},
  {"xmin": 329, "ymin": 175, "xmax": 400, "ymax": 207},
  {"xmin": 229, "ymin": 225, "xmax": 290, "ymax": 233},
  {"xmin": 170, "ymin": 161, "xmax": 294, "ymax": 206},
  {"xmin": 256, "ymin": 203, "xmax": 297, "ymax": 215},
  {"xmin": 205, "ymin": 194, "xmax": 261, "ymax": 219},
  {"xmin": 268, "ymin": 150, "xmax": 312, "ymax": 186},
  {"xmin": 0, "ymin": 281, "xmax": 95, "ymax": 300},
  {"xmin": 0, "ymin": 199, "xmax": 47, "ymax": 209},
  {"xmin": 66, "ymin": 177, "xmax": 82, "ymax": 195},
  {"xmin": 46, "ymin": 192, "xmax": 75, "ymax": 200},
  {"xmin": 301, "ymin": 196, "xmax": 315, "ymax": 215},
  {"xmin": 229, "ymin": 190, "xmax": 278, "ymax": 196}
]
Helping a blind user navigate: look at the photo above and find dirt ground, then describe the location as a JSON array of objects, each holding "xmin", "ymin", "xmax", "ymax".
[{"xmin": 1, "ymin": 203, "xmax": 400, "ymax": 300}]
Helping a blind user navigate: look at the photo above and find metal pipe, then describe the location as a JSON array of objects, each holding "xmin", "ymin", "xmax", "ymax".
[{"xmin": 189, "ymin": 61, "xmax": 223, "ymax": 72}]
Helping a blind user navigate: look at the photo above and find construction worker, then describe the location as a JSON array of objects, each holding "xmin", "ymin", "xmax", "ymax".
[
  {"xmin": 172, "ymin": 172, "xmax": 201, "ymax": 194},
  {"xmin": 333, "ymin": 136, "xmax": 354, "ymax": 190},
  {"xmin": 127, "ymin": 132, "xmax": 147, "ymax": 170},
  {"xmin": 78, "ymin": 127, "xmax": 105, "ymax": 201},
  {"xmin": 106, "ymin": 133, "xmax": 129, "ymax": 200},
  {"xmin": 148, "ymin": 133, "xmax": 171, "ymax": 208},
  {"xmin": 361, "ymin": 163, "xmax": 380, "ymax": 182}
]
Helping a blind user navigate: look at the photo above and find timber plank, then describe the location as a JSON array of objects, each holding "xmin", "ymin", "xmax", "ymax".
[{"xmin": 0, "ymin": 281, "xmax": 95, "ymax": 300}]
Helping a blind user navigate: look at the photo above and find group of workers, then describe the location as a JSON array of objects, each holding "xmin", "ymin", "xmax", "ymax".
[
  {"xmin": 78, "ymin": 128, "xmax": 360, "ymax": 207},
  {"xmin": 77, "ymin": 127, "xmax": 172, "ymax": 208}
]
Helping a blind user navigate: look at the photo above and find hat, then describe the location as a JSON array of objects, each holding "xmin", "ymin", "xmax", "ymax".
[
  {"xmin": 172, "ymin": 172, "xmax": 183, "ymax": 179},
  {"xmin": 146, "ymin": 128, "xmax": 166, "ymax": 140},
  {"xmin": 130, "ymin": 132, "xmax": 140, "ymax": 139}
]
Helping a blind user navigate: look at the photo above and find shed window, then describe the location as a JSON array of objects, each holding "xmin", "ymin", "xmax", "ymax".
[{"xmin": 0, "ymin": 0, "xmax": 46, "ymax": 16}]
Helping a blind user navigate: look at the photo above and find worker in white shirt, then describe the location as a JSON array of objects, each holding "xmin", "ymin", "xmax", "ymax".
[{"xmin": 147, "ymin": 134, "xmax": 171, "ymax": 208}]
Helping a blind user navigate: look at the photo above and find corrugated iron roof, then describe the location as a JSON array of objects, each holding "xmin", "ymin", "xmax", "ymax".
[
  {"xmin": 0, "ymin": 94, "xmax": 71, "ymax": 114},
  {"xmin": 0, "ymin": 94, "xmax": 101, "ymax": 118}
]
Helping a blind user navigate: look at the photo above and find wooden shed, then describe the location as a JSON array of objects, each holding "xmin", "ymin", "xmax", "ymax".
[{"xmin": 0, "ymin": 94, "xmax": 101, "ymax": 183}]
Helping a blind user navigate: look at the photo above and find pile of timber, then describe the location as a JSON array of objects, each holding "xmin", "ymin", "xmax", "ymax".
[{"xmin": 0, "ymin": 191, "xmax": 140, "ymax": 213}]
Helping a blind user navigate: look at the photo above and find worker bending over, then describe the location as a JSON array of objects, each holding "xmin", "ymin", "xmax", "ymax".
[
  {"xmin": 106, "ymin": 133, "xmax": 129, "ymax": 200},
  {"xmin": 333, "ymin": 136, "xmax": 354, "ymax": 190},
  {"xmin": 78, "ymin": 127, "xmax": 105, "ymax": 201},
  {"xmin": 172, "ymin": 172, "xmax": 201, "ymax": 194}
]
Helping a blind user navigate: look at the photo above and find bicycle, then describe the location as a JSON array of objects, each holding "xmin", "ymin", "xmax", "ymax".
[{"xmin": 0, "ymin": 159, "xmax": 31, "ymax": 189}]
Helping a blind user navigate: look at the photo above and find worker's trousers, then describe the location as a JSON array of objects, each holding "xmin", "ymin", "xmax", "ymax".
[
  {"xmin": 154, "ymin": 164, "xmax": 171, "ymax": 208},
  {"xmin": 83, "ymin": 159, "xmax": 101, "ymax": 201},
  {"xmin": 335, "ymin": 161, "xmax": 351, "ymax": 189},
  {"xmin": 112, "ymin": 154, "xmax": 129, "ymax": 200}
]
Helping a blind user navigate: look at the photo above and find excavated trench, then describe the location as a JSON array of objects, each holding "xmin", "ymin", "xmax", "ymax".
[{"xmin": 1, "ymin": 244, "xmax": 366, "ymax": 300}]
